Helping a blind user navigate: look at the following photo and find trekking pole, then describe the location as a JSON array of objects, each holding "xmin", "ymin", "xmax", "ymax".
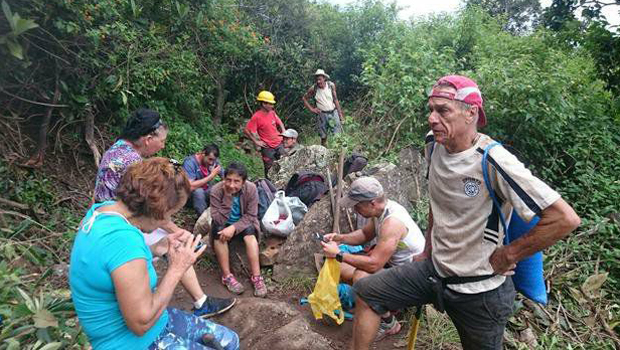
[
  {"xmin": 326, "ymin": 168, "xmax": 337, "ymax": 232},
  {"xmin": 333, "ymin": 149, "xmax": 345, "ymax": 234},
  {"xmin": 407, "ymin": 305, "xmax": 424, "ymax": 350}
]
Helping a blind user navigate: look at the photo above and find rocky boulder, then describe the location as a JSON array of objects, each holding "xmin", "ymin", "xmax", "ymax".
[
  {"xmin": 268, "ymin": 145, "xmax": 336, "ymax": 189},
  {"xmin": 272, "ymin": 146, "xmax": 428, "ymax": 281},
  {"xmin": 272, "ymin": 192, "xmax": 354, "ymax": 282},
  {"xmin": 355, "ymin": 146, "xmax": 427, "ymax": 212}
]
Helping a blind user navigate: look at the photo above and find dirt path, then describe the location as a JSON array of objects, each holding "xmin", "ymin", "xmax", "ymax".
[{"xmin": 164, "ymin": 262, "xmax": 420, "ymax": 350}]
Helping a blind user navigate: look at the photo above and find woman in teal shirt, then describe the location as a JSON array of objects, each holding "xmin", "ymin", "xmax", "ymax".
[{"xmin": 70, "ymin": 158, "xmax": 239, "ymax": 349}]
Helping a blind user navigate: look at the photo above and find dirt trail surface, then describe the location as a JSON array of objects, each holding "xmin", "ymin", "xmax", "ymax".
[{"xmin": 163, "ymin": 262, "xmax": 421, "ymax": 350}]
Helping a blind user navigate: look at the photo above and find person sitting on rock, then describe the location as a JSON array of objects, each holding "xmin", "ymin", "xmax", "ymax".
[
  {"xmin": 182, "ymin": 143, "xmax": 224, "ymax": 216},
  {"xmin": 281, "ymin": 128, "xmax": 302, "ymax": 156},
  {"xmin": 210, "ymin": 162, "xmax": 267, "ymax": 297},
  {"xmin": 321, "ymin": 177, "xmax": 425, "ymax": 339}
]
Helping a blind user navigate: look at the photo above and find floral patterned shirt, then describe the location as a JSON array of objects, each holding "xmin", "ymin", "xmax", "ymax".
[{"xmin": 93, "ymin": 139, "xmax": 142, "ymax": 202}]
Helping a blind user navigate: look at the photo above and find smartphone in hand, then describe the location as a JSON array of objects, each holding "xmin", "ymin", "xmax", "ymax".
[
  {"xmin": 312, "ymin": 232, "xmax": 326, "ymax": 242},
  {"xmin": 194, "ymin": 241, "xmax": 205, "ymax": 252}
]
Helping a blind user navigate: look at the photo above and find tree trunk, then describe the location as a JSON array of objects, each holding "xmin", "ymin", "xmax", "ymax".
[
  {"xmin": 83, "ymin": 104, "xmax": 101, "ymax": 168},
  {"xmin": 214, "ymin": 78, "xmax": 228, "ymax": 126},
  {"xmin": 24, "ymin": 75, "xmax": 60, "ymax": 168}
]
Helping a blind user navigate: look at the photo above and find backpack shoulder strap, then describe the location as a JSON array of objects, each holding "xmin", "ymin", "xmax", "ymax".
[
  {"xmin": 425, "ymin": 140, "xmax": 436, "ymax": 180},
  {"xmin": 482, "ymin": 142, "xmax": 508, "ymax": 236}
]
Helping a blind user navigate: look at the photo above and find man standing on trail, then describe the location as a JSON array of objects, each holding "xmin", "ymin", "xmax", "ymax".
[
  {"xmin": 244, "ymin": 90, "xmax": 285, "ymax": 178},
  {"xmin": 320, "ymin": 177, "xmax": 425, "ymax": 340},
  {"xmin": 349, "ymin": 75, "xmax": 581, "ymax": 350},
  {"xmin": 302, "ymin": 69, "xmax": 344, "ymax": 146}
]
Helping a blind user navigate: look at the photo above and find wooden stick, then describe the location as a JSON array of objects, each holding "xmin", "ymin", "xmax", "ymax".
[
  {"xmin": 334, "ymin": 149, "xmax": 345, "ymax": 234},
  {"xmin": 326, "ymin": 168, "xmax": 337, "ymax": 232},
  {"xmin": 0, "ymin": 197, "xmax": 29, "ymax": 211},
  {"xmin": 345, "ymin": 209, "xmax": 354, "ymax": 232}
]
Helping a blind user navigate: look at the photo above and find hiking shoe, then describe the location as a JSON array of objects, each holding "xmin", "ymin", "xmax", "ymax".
[
  {"xmin": 251, "ymin": 275, "xmax": 268, "ymax": 298},
  {"xmin": 222, "ymin": 274, "xmax": 245, "ymax": 295},
  {"xmin": 375, "ymin": 317, "xmax": 401, "ymax": 341},
  {"xmin": 193, "ymin": 296, "xmax": 237, "ymax": 318}
]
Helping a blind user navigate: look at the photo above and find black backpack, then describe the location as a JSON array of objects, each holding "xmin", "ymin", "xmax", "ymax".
[
  {"xmin": 331, "ymin": 153, "xmax": 368, "ymax": 187},
  {"xmin": 254, "ymin": 178, "xmax": 276, "ymax": 220},
  {"xmin": 284, "ymin": 171, "xmax": 327, "ymax": 208}
]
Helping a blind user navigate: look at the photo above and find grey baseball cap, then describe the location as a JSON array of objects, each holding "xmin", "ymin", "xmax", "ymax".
[
  {"xmin": 339, "ymin": 177, "xmax": 384, "ymax": 207},
  {"xmin": 281, "ymin": 128, "xmax": 298, "ymax": 138}
]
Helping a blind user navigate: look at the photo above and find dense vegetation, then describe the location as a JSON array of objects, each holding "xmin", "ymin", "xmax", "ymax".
[{"xmin": 1, "ymin": 0, "xmax": 619, "ymax": 348}]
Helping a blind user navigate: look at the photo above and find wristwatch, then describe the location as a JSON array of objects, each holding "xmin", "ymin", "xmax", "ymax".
[{"xmin": 335, "ymin": 252, "xmax": 344, "ymax": 262}]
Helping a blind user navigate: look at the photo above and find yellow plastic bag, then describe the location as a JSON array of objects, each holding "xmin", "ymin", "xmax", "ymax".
[{"xmin": 307, "ymin": 258, "xmax": 344, "ymax": 325}]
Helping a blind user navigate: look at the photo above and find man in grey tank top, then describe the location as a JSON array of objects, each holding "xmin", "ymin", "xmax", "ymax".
[{"xmin": 321, "ymin": 177, "xmax": 425, "ymax": 340}]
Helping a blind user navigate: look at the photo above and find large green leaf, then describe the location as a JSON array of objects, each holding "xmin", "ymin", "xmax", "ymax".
[
  {"xmin": 13, "ymin": 16, "xmax": 39, "ymax": 36},
  {"xmin": 5, "ymin": 39, "xmax": 23, "ymax": 59},
  {"xmin": 39, "ymin": 343, "xmax": 63, "ymax": 350},
  {"xmin": 1, "ymin": 0, "xmax": 13, "ymax": 29},
  {"xmin": 33, "ymin": 309, "xmax": 58, "ymax": 328}
]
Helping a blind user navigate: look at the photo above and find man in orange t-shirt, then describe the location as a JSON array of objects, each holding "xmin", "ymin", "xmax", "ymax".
[{"xmin": 244, "ymin": 91, "xmax": 286, "ymax": 178}]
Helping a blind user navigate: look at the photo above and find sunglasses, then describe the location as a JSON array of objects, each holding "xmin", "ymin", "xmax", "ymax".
[
  {"xmin": 169, "ymin": 158, "xmax": 183, "ymax": 172},
  {"xmin": 148, "ymin": 119, "xmax": 163, "ymax": 134}
]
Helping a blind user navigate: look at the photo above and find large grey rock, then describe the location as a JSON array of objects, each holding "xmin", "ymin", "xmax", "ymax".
[
  {"xmin": 272, "ymin": 192, "xmax": 353, "ymax": 282},
  {"xmin": 268, "ymin": 145, "xmax": 335, "ymax": 189},
  {"xmin": 272, "ymin": 146, "xmax": 428, "ymax": 281},
  {"xmin": 213, "ymin": 298, "xmax": 333, "ymax": 350},
  {"xmin": 359, "ymin": 146, "xmax": 427, "ymax": 212}
]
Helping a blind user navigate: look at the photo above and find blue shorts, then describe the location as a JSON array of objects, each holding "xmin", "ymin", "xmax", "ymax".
[{"xmin": 148, "ymin": 308, "xmax": 239, "ymax": 350}]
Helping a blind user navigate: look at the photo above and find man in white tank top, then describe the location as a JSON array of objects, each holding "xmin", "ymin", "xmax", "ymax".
[
  {"xmin": 321, "ymin": 177, "xmax": 425, "ymax": 339},
  {"xmin": 302, "ymin": 69, "xmax": 344, "ymax": 146},
  {"xmin": 321, "ymin": 177, "xmax": 425, "ymax": 281}
]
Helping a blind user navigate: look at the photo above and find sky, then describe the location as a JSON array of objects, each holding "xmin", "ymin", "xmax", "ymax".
[{"xmin": 325, "ymin": 0, "xmax": 620, "ymax": 27}]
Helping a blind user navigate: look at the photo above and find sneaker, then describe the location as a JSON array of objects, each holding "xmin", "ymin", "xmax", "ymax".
[
  {"xmin": 222, "ymin": 274, "xmax": 245, "ymax": 295},
  {"xmin": 193, "ymin": 296, "xmax": 237, "ymax": 318},
  {"xmin": 250, "ymin": 275, "xmax": 267, "ymax": 298},
  {"xmin": 375, "ymin": 317, "xmax": 401, "ymax": 341}
]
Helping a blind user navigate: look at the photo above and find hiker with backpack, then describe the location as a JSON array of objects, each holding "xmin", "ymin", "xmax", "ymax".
[
  {"xmin": 182, "ymin": 144, "xmax": 224, "ymax": 216},
  {"xmin": 320, "ymin": 177, "xmax": 425, "ymax": 340},
  {"xmin": 302, "ymin": 69, "xmax": 344, "ymax": 146},
  {"xmin": 349, "ymin": 75, "xmax": 581, "ymax": 350},
  {"xmin": 210, "ymin": 162, "xmax": 268, "ymax": 298},
  {"xmin": 244, "ymin": 90, "xmax": 286, "ymax": 178}
]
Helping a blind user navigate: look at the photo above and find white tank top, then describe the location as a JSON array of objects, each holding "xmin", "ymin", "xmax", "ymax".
[
  {"xmin": 314, "ymin": 82, "xmax": 336, "ymax": 112},
  {"xmin": 374, "ymin": 200, "xmax": 425, "ymax": 266}
]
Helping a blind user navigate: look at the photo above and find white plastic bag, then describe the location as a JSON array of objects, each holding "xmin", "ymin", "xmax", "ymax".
[
  {"xmin": 261, "ymin": 191, "xmax": 295, "ymax": 237},
  {"xmin": 284, "ymin": 196, "xmax": 308, "ymax": 225}
]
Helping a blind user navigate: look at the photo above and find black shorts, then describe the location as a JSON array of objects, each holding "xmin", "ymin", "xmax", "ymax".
[
  {"xmin": 210, "ymin": 222, "xmax": 257, "ymax": 241},
  {"xmin": 353, "ymin": 259, "xmax": 515, "ymax": 350},
  {"xmin": 260, "ymin": 144, "xmax": 284, "ymax": 165}
]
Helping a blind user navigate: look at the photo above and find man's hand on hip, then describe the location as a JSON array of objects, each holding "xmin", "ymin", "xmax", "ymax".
[{"xmin": 489, "ymin": 246, "xmax": 517, "ymax": 276}]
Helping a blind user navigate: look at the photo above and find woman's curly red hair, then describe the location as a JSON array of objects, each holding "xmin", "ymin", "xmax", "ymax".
[{"xmin": 116, "ymin": 157, "xmax": 190, "ymax": 220}]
